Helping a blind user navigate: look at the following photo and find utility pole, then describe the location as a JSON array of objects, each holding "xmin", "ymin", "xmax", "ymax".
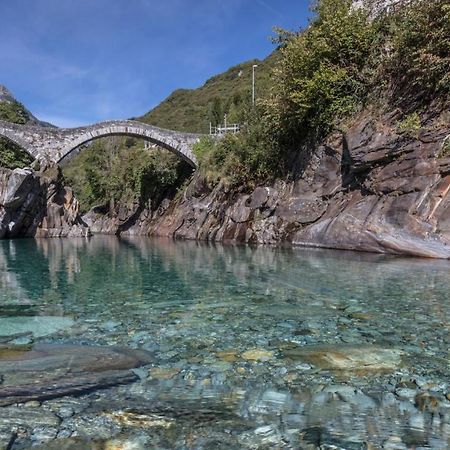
[{"xmin": 252, "ymin": 64, "xmax": 258, "ymax": 105}]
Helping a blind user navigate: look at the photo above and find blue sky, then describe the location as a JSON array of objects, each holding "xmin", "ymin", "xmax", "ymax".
[{"xmin": 0, "ymin": 0, "xmax": 312, "ymax": 127}]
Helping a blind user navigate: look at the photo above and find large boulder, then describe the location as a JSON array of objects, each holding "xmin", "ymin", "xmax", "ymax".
[{"xmin": 0, "ymin": 166, "xmax": 90, "ymax": 239}]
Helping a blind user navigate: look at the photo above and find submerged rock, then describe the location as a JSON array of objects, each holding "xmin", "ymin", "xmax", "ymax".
[
  {"xmin": 282, "ymin": 344, "xmax": 404, "ymax": 374},
  {"xmin": 0, "ymin": 343, "xmax": 152, "ymax": 406},
  {"xmin": 31, "ymin": 436, "xmax": 149, "ymax": 450},
  {"xmin": 241, "ymin": 349, "xmax": 274, "ymax": 362},
  {"xmin": 0, "ymin": 316, "xmax": 74, "ymax": 338}
]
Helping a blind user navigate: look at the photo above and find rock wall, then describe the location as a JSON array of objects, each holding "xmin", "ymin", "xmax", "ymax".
[
  {"xmin": 352, "ymin": 0, "xmax": 417, "ymax": 16},
  {"xmin": 0, "ymin": 166, "xmax": 89, "ymax": 238},
  {"xmin": 85, "ymin": 106, "xmax": 450, "ymax": 258}
]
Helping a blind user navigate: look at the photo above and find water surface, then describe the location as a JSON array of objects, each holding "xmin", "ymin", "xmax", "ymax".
[{"xmin": 0, "ymin": 237, "xmax": 449, "ymax": 449}]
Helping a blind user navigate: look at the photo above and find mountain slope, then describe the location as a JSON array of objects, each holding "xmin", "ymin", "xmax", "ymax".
[
  {"xmin": 0, "ymin": 86, "xmax": 54, "ymax": 128},
  {"xmin": 140, "ymin": 52, "xmax": 278, "ymax": 133}
]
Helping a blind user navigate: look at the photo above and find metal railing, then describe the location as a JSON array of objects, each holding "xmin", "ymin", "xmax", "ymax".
[{"xmin": 210, "ymin": 123, "xmax": 240, "ymax": 135}]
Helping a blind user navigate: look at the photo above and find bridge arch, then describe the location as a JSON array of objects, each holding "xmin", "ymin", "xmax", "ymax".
[
  {"xmin": 57, "ymin": 121, "xmax": 199, "ymax": 167},
  {"xmin": 0, "ymin": 119, "xmax": 199, "ymax": 168}
]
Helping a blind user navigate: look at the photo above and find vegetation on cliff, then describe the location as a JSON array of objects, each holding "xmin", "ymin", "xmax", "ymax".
[
  {"xmin": 194, "ymin": 0, "xmax": 449, "ymax": 187},
  {"xmin": 0, "ymin": 100, "xmax": 33, "ymax": 169}
]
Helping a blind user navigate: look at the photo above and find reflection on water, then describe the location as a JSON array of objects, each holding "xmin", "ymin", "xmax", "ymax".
[{"xmin": 0, "ymin": 236, "xmax": 449, "ymax": 448}]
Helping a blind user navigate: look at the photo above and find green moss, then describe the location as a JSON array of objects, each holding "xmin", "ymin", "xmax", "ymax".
[{"xmin": 397, "ymin": 113, "xmax": 421, "ymax": 138}]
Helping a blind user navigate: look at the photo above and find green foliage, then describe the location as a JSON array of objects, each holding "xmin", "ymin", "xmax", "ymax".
[
  {"xmin": 63, "ymin": 138, "xmax": 190, "ymax": 214},
  {"xmin": 397, "ymin": 112, "xmax": 421, "ymax": 138},
  {"xmin": 193, "ymin": 136, "xmax": 215, "ymax": 162},
  {"xmin": 388, "ymin": 0, "xmax": 450, "ymax": 100},
  {"xmin": 0, "ymin": 100, "xmax": 29, "ymax": 124},
  {"xmin": 0, "ymin": 100, "xmax": 33, "ymax": 169},
  {"xmin": 0, "ymin": 139, "xmax": 33, "ymax": 169},
  {"xmin": 264, "ymin": 0, "xmax": 378, "ymax": 145},
  {"xmin": 440, "ymin": 136, "xmax": 450, "ymax": 158},
  {"xmin": 193, "ymin": 106, "xmax": 281, "ymax": 187}
]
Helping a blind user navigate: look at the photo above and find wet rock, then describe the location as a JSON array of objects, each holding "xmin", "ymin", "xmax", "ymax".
[
  {"xmin": 148, "ymin": 367, "xmax": 180, "ymax": 380},
  {"xmin": 282, "ymin": 344, "xmax": 404, "ymax": 374},
  {"xmin": 0, "ymin": 406, "xmax": 60, "ymax": 443},
  {"xmin": 0, "ymin": 343, "xmax": 152, "ymax": 405},
  {"xmin": 216, "ymin": 349, "xmax": 239, "ymax": 362},
  {"xmin": 0, "ymin": 166, "xmax": 89, "ymax": 239},
  {"xmin": 415, "ymin": 392, "xmax": 440, "ymax": 412},
  {"xmin": 241, "ymin": 349, "xmax": 274, "ymax": 361},
  {"xmin": 0, "ymin": 316, "xmax": 74, "ymax": 338},
  {"xmin": 103, "ymin": 410, "xmax": 174, "ymax": 429}
]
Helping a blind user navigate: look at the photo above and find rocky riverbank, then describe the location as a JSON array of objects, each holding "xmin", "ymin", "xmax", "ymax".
[{"xmin": 85, "ymin": 106, "xmax": 450, "ymax": 258}]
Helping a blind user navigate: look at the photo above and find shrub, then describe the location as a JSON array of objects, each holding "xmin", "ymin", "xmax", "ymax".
[
  {"xmin": 388, "ymin": 0, "xmax": 450, "ymax": 100},
  {"xmin": 264, "ymin": 0, "xmax": 378, "ymax": 144}
]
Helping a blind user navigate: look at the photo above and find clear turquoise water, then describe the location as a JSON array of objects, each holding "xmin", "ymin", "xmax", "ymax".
[{"xmin": 1, "ymin": 236, "xmax": 449, "ymax": 449}]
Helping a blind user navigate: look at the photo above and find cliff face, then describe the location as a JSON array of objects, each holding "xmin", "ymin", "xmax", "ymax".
[
  {"xmin": 0, "ymin": 166, "xmax": 89, "ymax": 239},
  {"xmin": 85, "ymin": 106, "xmax": 450, "ymax": 258}
]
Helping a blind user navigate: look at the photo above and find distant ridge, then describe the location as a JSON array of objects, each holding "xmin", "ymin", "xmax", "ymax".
[{"xmin": 0, "ymin": 85, "xmax": 55, "ymax": 128}]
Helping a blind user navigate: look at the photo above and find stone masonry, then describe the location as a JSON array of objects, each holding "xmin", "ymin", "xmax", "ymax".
[{"xmin": 0, "ymin": 119, "xmax": 200, "ymax": 168}]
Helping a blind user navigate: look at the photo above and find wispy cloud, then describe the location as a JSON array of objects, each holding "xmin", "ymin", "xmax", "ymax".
[{"xmin": 254, "ymin": 0, "xmax": 286, "ymax": 19}]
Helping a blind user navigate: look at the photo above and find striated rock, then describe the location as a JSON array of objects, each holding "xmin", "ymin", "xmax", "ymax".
[{"xmin": 0, "ymin": 165, "xmax": 89, "ymax": 238}]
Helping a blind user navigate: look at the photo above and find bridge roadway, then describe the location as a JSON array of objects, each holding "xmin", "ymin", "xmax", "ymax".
[{"xmin": 0, "ymin": 119, "xmax": 200, "ymax": 167}]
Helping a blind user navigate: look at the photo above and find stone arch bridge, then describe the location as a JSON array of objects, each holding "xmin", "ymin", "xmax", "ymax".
[{"xmin": 0, "ymin": 119, "xmax": 200, "ymax": 168}]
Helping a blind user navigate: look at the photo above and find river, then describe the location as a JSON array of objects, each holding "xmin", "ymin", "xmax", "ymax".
[{"xmin": 0, "ymin": 236, "xmax": 449, "ymax": 449}]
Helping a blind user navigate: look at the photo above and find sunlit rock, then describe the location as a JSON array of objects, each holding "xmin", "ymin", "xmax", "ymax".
[{"xmin": 283, "ymin": 344, "xmax": 404, "ymax": 374}]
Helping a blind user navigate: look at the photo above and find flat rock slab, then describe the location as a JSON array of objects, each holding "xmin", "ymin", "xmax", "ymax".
[
  {"xmin": 282, "ymin": 344, "xmax": 404, "ymax": 375},
  {"xmin": 0, "ymin": 343, "xmax": 152, "ymax": 406},
  {"xmin": 0, "ymin": 316, "xmax": 74, "ymax": 338}
]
